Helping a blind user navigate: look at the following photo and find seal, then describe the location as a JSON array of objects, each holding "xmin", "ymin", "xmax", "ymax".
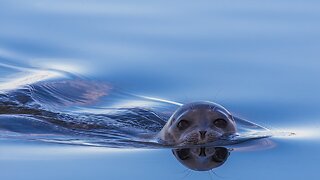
[
  {"xmin": 158, "ymin": 101, "xmax": 237, "ymax": 146},
  {"xmin": 172, "ymin": 147, "xmax": 230, "ymax": 171}
]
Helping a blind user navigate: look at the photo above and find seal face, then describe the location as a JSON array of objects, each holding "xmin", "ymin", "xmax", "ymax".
[{"xmin": 159, "ymin": 101, "xmax": 236, "ymax": 146}]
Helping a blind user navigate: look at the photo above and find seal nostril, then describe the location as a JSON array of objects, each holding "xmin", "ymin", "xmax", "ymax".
[{"xmin": 199, "ymin": 131, "xmax": 207, "ymax": 140}]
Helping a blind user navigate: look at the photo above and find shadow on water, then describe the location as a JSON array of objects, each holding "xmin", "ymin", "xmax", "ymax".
[{"xmin": 0, "ymin": 62, "xmax": 291, "ymax": 171}]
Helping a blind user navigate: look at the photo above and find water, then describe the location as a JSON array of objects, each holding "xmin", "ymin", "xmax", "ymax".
[{"xmin": 1, "ymin": 0, "xmax": 320, "ymax": 179}]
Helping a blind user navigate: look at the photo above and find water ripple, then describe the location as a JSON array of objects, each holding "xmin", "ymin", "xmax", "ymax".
[{"xmin": 0, "ymin": 62, "xmax": 273, "ymax": 149}]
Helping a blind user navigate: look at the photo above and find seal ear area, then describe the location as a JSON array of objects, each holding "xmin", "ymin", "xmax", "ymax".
[{"xmin": 169, "ymin": 117, "xmax": 175, "ymax": 126}]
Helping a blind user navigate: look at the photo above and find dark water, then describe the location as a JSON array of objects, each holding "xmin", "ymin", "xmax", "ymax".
[{"xmin": 1, "ymin": 0, "xmax": 320, "ymax": 179}]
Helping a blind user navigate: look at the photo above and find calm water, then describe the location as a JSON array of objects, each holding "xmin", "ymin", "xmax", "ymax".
[{"xmin": 1, "ymin": 0, "xmax": 320, "ymax": 179}]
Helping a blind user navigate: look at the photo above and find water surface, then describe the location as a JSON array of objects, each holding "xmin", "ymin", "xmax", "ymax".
[{"xmin": 1, "ymin": 0, "xmax": 320, "ymax": 179}]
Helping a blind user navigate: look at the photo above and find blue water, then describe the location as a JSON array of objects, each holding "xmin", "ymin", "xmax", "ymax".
[{"xmin": 1, "ymin": 0, "xmax": 320, "ymax": 179}]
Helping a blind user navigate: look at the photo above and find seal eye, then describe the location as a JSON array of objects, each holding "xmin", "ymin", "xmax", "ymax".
[
  {"xmin": 213, "ymin": 119, "xmax": 227, "ymax": 129},
  {"xmin": 177, "ymin": 119, "xmax": 190, "ymax": 130},
  {"xmin": 212, "ymin": 147, "xmax": 229, "ymax": 163}
]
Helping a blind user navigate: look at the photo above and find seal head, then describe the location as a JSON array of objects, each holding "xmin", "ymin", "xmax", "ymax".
[{"xmin": 159, "ymin": 101, "xmax": 236, "ymax": 146}]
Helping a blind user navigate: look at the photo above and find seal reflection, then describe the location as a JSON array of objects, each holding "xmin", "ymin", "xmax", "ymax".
[{"xmin": 172, "ymin": 147, "xmax": 229, "ymax": 171}]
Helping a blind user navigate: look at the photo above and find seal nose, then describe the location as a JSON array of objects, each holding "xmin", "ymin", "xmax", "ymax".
[{"xmin": 199, "ymin": 131, "xmax": 207, "ymax": 140}]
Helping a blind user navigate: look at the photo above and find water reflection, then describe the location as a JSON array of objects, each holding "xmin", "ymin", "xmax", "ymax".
[{"xmin": 172, "ymin": 146, "xmax": 229, "ymax": 171}]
